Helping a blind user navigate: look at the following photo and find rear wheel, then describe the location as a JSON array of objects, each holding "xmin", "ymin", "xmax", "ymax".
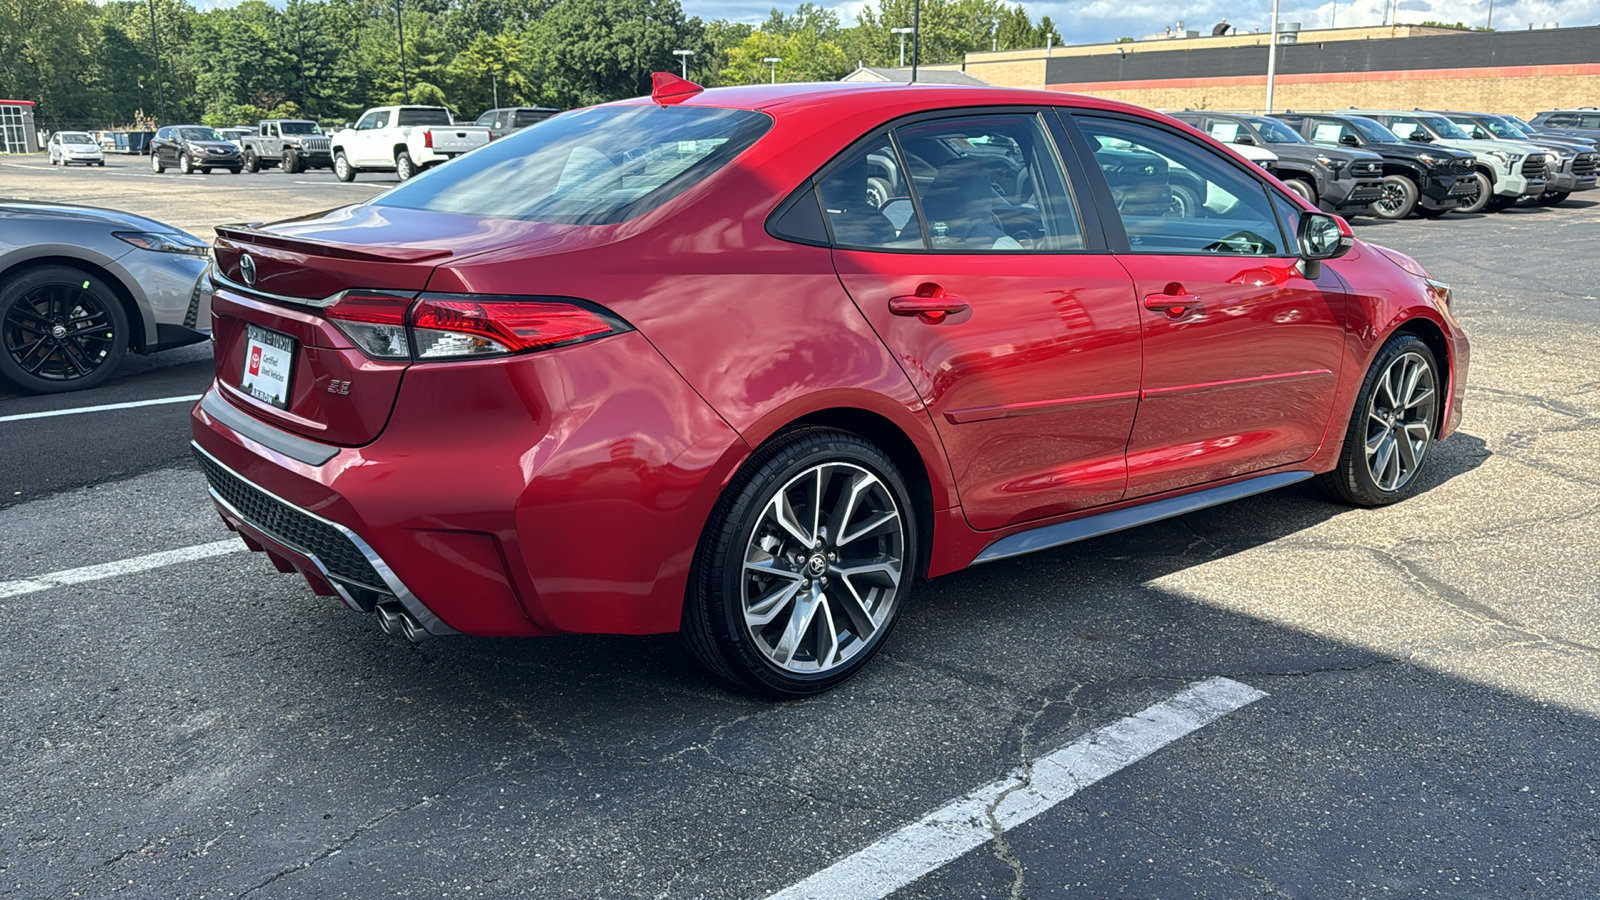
[
  {"xmin": 243, "ymin": 150, "xmax": 260, "ymax": 173},
  {"xmin": 150, "ymin": 153, "xmax": 165, "ymax": 174},
  {"xmin": 1370, "ymin": 175, "xmax": 1418, "ymax": 219},
  {"xmin": 1538, "ymin": 190, "xmax": 1571, "ymax": 206},
  {"xmin": 1454, "ymin": 172, "xmax": 1493, "ymax": 214},
  {"xmin": 1317, "ymin": 333, "xmax": 1440, "ymax": 507},
  {"xmin": 0, "ymin": 265, "xmax": 129, "ymax": 394},
  {"xmin": 1283, "ymin": 178, "xmax": 1317, "ymax": 205},
  {"xmin": 395, "ymin": 150, "xmax": 417, "ymax": 181},
  {"xmin": 334, "ymin": 150, "xmax": 355, "ymax": 182},
  {"xmin": 682, "ymin": 428, "xmax": 917, "ymax": 697}
]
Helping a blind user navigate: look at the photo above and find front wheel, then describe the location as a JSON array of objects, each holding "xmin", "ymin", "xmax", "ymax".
[
  {"xmin": 333, "ymin": 150, "xmax": 355, "ymax": 182},
  {"xmin": 1538, "ymin": 190, "xmax": 1571, "ymax": 206},
  {"xmin": 150, "ymin": 153, "xmax": 165, "ymax": 173},
  {"xmin": 682, "ymin": 428, "xmax": 918, "ymax": 697},
  {"xmin": 179, "ymin": 153, "xmax": 195, "ymax": 175},
  {"xmin": 1317, "ymin": 334, "xmax": 1441, "ymax": 507},
  {"xmin": 1454, "ymin": 172, "xmax": 1493, "ymax": 214},
  {"xmin": 1370, "ymin": 175, "xmax": 1418, "ymax": 219},
  {"xmin": 0, "ymin": 265, "xmax": 130, "ymax": 394},
  {"xmin": 395, "ymin": 150, "xmax": 417, "ymax": 181},
  {"xmin": 1283, "ymin": 178, "xmax": 1317, "ymax": 205},
  {"xmin": 282, "ymin": 150, "xmax": 302, "ymax": 174},
  {"xmin": 243, "ymin": 150, "xmax": 260, "ymax": 173}
]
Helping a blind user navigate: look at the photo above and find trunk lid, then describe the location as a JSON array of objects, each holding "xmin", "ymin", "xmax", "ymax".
[{"xmin": 209, "ymin": 204, "xmax": 603, "ymax": 446}]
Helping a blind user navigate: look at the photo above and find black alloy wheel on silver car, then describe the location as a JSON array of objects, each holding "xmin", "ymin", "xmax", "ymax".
[
  {"xmin": 334, "ymin": 150, "xmax": 356, "ymax": 182},
  {"xmin": 1317, "ymin": 333, "xmax": 1440, "ymax": 507},
  {"xmin": 0, "ymin": 265, "xmax": 130, "ymax": 394},
  {"xmin": 1454, "ymin": 172, "xmax": 1493, "ymax": 214},
  {"xmin": 683, "ymin": 428, "xmax": 917, "ymax": 697},
  {"xmin": 1370, "ymin": 175, "xmax": 1419, "ymax": 219}
]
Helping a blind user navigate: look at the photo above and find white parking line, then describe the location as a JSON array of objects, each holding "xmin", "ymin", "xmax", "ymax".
[
  {"xmin": 0, "ymin": 540, "xmax": 243, "ymax": 599},
  {"xmin": 0, "ymin": 394, "xmax": 203, "ymax": 423},
  {"xmin": 762, "ymin": 677, "xmax": 1267, "ymax": 900}
]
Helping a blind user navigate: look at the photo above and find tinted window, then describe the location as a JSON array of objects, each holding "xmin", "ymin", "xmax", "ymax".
[
  {"xmin": 1245, "ymin": 116, "xmax": 1305, "ymax": 144},
  {"xmin": 62, "ymin": 133, "xmax": 94, "ymax": 144},
  {"xmin": 893, "ymin": 114, "xmax": 1082, "ymax": 252},
  {"xmin": 355, "ymin": 113, "xmax": 378, "ymax": 130},
  {"xmin": 817, "ymin": 132, "xmax": 925, "ymax": 250},
  {"xmin": 374, "ymin": 105, "xmax": 772, "ymax": 226},
  {"xmin": 177, "ymin": 127, "xmax": 222, "ymax": 142},
  {"xmin": 372, "ymin": 112, "xmax": 390, "ymax": 129},
  {"xmin": 1584, "ymin": 115, "xmax": 1600, "ymax": 129},
  {"xmin": 474, "ymin": 111, "xmax": 496, "ymax": 126},
  {"xmin": 1077, "ymin": 115, "xmax": 1289, "ymax": 256},
  {"xmin": 280, "ymin": 121, "xmax": 320, "ymax": 135},
  {"xmin": 514, "ymin": 110, "xmax": 557, "ymax": 128},
  {"xmin": 397, "ymin": 108, "xmax": 451, "ymax": 126}
]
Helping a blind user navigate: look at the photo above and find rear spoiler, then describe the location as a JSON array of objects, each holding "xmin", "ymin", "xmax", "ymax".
[{"xmin": 214, "ymin": 223, "xmax": 453, "ymax": 264}]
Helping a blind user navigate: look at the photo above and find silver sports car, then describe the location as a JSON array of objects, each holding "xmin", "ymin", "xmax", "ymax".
[{"xmin": 0, "ymin": 202, "xmax": 213, "ymax": 393}]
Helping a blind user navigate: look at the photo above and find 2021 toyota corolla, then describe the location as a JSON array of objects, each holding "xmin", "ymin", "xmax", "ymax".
[{"xmin": 192, "ymin": 77, "xmax": 1468, "ymax": 695}]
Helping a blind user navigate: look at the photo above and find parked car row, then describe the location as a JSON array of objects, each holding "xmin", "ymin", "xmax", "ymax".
[{"xmin": 1170, "ymin": 107, "xmax": 1598, "ymax": 219}]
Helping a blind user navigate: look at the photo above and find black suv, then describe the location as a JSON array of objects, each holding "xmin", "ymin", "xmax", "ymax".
[
  {"xmin": 149, "ymin": 125, "xmax": 242, "ymax": 175},
  {"xmin": 1274, "ymin": 113, "xmax": 1476, "ymax": 218},
  {"xmin": 1169, "ymin": 112, "xmax": 1385, "ymax": 216},
  {"xmin": 473, "ymin": 107, "xmax": 562, "ymax": 141},
  {"xmin": 1436, "ymin": 111, "xmax": 1599, "ymax": 206},
  {"xmin": 1528, "ymin": 109, "xmax": 1600, "ymax": 143}
]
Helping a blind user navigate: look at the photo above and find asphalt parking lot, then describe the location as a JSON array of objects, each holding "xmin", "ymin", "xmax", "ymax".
[{"xmin": 2, "ymin": 157, "xmax": 1598, "ymax": 898}]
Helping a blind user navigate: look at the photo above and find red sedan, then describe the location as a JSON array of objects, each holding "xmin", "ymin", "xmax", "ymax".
[{"xmin": 192, "ymin": 75, "xmax": 1468, "ymax": 695}]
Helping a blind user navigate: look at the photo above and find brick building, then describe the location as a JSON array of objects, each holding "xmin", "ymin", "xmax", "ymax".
[{"xmin": 954, "ymin": 24, "xmax": 1600, "ymax": 117}]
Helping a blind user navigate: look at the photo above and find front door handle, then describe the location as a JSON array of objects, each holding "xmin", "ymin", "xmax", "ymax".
[
  {"xmin": 889, "ymin": 284, "xmax": 970, "ymax": 324},
  {"xmin": 1143, "ymin": 283, "xmax": 1203, "ymax": 318}
]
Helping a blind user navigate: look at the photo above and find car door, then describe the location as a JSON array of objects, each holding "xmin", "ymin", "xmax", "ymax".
[
  {"xmin": 154, "ymin": 127, "xmax": 174, "ymax": 163},
  {"xmin": 825, "ymin": 112, "xmax": 1144, "ymax": 531},
  {"xmin": 352, "ymin": 111, "xmax": 386, "ymax": 165},
  {"xmin": 1066, "ymin": 112, "xmax": 1348, "ymax": 498}
]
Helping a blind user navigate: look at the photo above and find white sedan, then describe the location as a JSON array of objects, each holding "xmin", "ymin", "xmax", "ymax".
[{"xmin": 47, "ymin": 132, "xmax": 105, "ymax": 167}]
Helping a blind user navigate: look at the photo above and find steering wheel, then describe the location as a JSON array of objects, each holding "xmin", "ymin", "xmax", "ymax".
[{"xmin": 1200, "ymin": 230, "xmax": 1273, "ymax": 254}]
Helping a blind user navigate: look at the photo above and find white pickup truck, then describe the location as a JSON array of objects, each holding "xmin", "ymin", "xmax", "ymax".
[{"xmin": 330, "ymin": 105, "xmax": 490, "ymax": 182}]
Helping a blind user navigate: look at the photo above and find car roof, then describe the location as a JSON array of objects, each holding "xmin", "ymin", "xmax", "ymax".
[{"xmin": 609, "ymin": 81, "xmax": 1157, "ymax": 123}]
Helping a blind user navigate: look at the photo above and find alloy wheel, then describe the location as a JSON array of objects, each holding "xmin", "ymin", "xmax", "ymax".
[
  {"xmin": 740, "ymin": 462, "xmax": 905, "ymax": 675},
  {"xmin": 1363, "ymin": 350, "xmax": 1437, "ymax": 493},
  {"xmin": 1374, "ymin": 182, "xmax": 1406, "ymax": 216},
  {"xmin": 2, "ymin": 282, "xmax": 117, "ymax": 383}
]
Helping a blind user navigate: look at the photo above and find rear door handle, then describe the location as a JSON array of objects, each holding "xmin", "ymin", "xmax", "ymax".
[{"xmin": 889, "ymin": 285, "xmax": 970, "ymax": 324}]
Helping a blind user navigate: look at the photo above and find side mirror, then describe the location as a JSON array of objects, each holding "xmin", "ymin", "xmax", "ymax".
[
  {"xmin": 1338, "ymin": 134, "xmax": 1360, "ymax": 146},
  {"xmin": 1297, "ymin": 212, "xmax": 1353, "ymax": 278},
  {"xmin": 1408, "ymin": 132, "xmax": 1433, "ymax": 142},
  {"xmin": 1234, "ymin": 135, "xmax": 1258, "ymax": 146}
]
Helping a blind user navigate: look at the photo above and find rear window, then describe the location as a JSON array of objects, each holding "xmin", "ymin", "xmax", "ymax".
[
  {"xmin": 397, "ymin": 108, "xmax": 452, "ymax": 126},
  {"xmin": 514, "ymin": 109, "xmax": 557, "ymax": 128},
  {"xmin": 374, "ymin": 105, "xmax": 772, "ymax": 226}
]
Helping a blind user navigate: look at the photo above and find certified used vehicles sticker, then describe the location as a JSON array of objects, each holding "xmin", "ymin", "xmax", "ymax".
[{"xmin": 241, "ymin": 324, "xmax": 296, "ymax": 409}]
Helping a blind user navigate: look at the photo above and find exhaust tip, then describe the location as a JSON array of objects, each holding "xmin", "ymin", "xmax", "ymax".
[{"xmin": 375, "ymin": 601, "xmax": 427, "ymax": 643}]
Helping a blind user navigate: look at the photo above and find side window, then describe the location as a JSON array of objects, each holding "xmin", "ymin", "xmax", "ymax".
[
  {"xmin": 475, "ymin": 111, "xmax": 494, "ymax": 126},
  {"xmin": 1308, "ymin": 119, "xmax": 1346, "ymax": 144},
  {"xmin": 1207, "ymin": 119, "xmax": 1243, "ymax": 143},
  {"xmin": 1584, "ymin": 115, "xmax": 1600, "ymax": 129},
  {"xmin": 372, "ymin": 112, "xmax": 391, "ymax": 130},
  {"xmin": 1385, "ymin": 117, "xmax": 1423, "ymax": 140},
  {"xmin": 817, "ymin": 132, "xmax": 924, "ymax": 250},
  {"xmin": 354, "ymin": 113, "xmax": 377, "ymax": 131},
  {"xmin": 893, "ymin": 113, "xmax": 1084, "ymax": 251},
  {"xmin": 1545, "ymin": 114, "xmax": 1577, "ymax": 127},
  {"xmin": 1075, "ymin": 115, "xmax": 1290, "ymax": 256}
]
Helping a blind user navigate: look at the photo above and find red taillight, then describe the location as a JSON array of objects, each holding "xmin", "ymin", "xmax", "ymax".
[
  {"xmin": 411, "ymin": 297, "xmax": 620, "ymax": 358},
  {"xmin": 325, "ymin": 291, "xmax": 626, "ymax": 361},
  {"xmin": 424, "ymin": 130, "xmax": 433, "ymax": 149},
  {"xmin": 326, "ymin": 291, "xmax": 414, "ymax": 359}
]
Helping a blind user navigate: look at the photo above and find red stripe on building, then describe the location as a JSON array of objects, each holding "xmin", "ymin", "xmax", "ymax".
[{"xmin": 1045, "ymin": 62, "xmax": 1600, "ymax": 92}]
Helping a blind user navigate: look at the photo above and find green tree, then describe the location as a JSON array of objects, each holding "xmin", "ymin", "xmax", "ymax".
[
  {"xmin": 528, "ymin": 0, "xmax": 700, "ymax": 108},
  {"xmin": 447, "ymin": 31, "xmax": 539, "ymax": 116}
]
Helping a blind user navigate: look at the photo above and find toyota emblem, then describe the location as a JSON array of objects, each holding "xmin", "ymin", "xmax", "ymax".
[{"xmin": 239, "ymin": 253, "xmax": 257, "ymax": 286}]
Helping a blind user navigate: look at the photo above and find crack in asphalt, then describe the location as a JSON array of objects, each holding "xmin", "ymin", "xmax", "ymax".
[
  {"xmin": 234, "ymin": 794, "xmax": 437, "ymax": 898},
  {"xmin": 1096, "ymin": 807, "xmax": 1296, "ymax": 898}
]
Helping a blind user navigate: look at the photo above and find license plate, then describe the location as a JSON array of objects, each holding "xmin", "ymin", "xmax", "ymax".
[{"xmin": 242, "ymin": 324, "xmax": 296, "ymax": 409}]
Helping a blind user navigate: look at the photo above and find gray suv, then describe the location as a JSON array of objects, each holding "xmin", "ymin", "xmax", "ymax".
[
  {"xmin": 1528, "ymin": 109, "xmax": 1600, "ymax": 143},
  {"xmin": 1170, "ymin": 112, "xmax": 1385, "ymax": 216},
  {"xmin": 240, "ymin": 119, "xmax": 333, "ymax": 174}
]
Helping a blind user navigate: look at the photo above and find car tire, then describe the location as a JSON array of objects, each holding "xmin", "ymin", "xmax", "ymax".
[
  {"xmin": 96, "ymin": 161, "xmax": 104, "ymax": 167},
  {"xmin": 334, "ymin": 150, "xmax": 355, "ymax": 182},
  {"xmin": 395, "ymin": 150, "xmax": 417, "ymax": 181},
  {"xmin": 200, "ymin": 167, "xmax": 212, "ymax": 174},
  {"xmin": 1283, "ymin": 178, "xmax": 1317, "ymax": 205},
  {"xmin": 1316, "ymin": 333, "xmax": 1441, "ymax": 508},
  {"xmin": 1538, "ymin": 190, "xmax": 1571, "ymax": 206},
  {"xmin": 151, "ymin": 153, "xmax": 165, "ymax": 174},
  {"xmin": 1454, "ymin": 172, "xmax": 1493, "ymax": 214},
  {"xmin": 49, "ymin": 156, "xmax": 57, "ymax": 166},
  {"xmin": 682, "ymin": 427, "xmax": 918, "ymax": 697},
  {"xmin": 179, "ymin": 153, "xmax": 195, "ymax": 175},
  {"xmin": 1369, "ymin": 175, "xmax": 1419, "ymax": 219},
  {"xmin": 243, "ymin": 151, "xmax": 260, "ymax": 173},
  {"xmin": 282, "ymin": 150, "xmax": 302, "ymax": 174},
  {"xmin": 1168, "ymin": 183, "xmax": 1203, "ymax": 218},
  {"xmin": 866, "ymin": 176, "xmax": 892, "ymax": 209},
  {"xmin": 228, "ymin": 167, "xmax": 241, "ymax": 174},
  {"xmin": 0, "ymin": 264, "xmax": 130, "ymax": 394}
]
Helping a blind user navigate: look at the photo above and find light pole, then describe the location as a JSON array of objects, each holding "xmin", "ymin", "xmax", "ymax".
[
  {"xmin": 491, "ymin": 70, "xmax": 498, "ymax": 111},
  {"xmin": 762, "ymin": 56, "xmax": 781, "ymax": 84},
  {"xmin": 1265, "ymin": 0, "xmax": 1280, "ymax": 113},
  {"xmin": 911, "ymin": 0, "xmax": 922, "ymax": 82},
  {"xmin": 891, "ymin": 27, "xmax": 914, "ymax": 67},
  {"xmin": 395, "ymin": 0, "xmax": 409, "ymax": 101},
  {"xmin": 146, "ymin": 0, "xmax": 167, "ymax": 123},
  {"xmin": 992, "ymin": 18, "xmax": 1000, "ymax": 52},
  {"xmin": 673, "ymin": 49, "xmax": 694, "ymax": 79}
]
